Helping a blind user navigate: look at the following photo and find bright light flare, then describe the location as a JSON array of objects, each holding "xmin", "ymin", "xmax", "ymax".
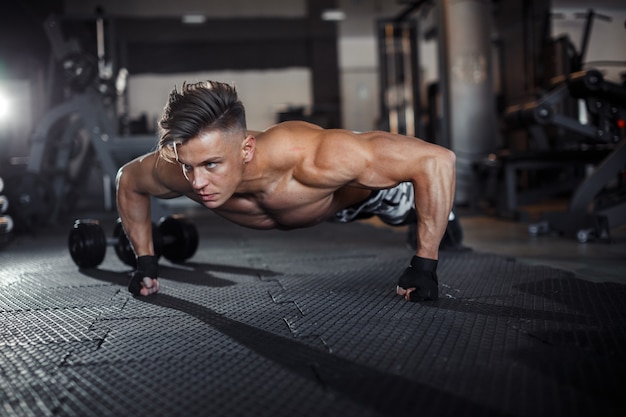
[{"xmin": 0, "ymin": 92, "xmax": 9, "ymax": 120}]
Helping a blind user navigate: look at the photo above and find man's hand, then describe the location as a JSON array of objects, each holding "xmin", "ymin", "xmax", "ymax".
[
  {"xmin": 129, "ymin": 255, "xmax": 160, "ymax": 296},
  {"xmin": 396, "ymin": 256, "xmax": 439, "ymax": 302}
]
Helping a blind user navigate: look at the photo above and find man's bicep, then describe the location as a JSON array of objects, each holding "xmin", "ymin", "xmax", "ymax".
[{"xmin": 359, "ymin": 134, "xmax": 442, "ymax": 185}]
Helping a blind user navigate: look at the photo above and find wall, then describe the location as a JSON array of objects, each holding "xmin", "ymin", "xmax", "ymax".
[
  {"xmin": 551, "ymin": 7, "xmax": 626, "ymax": 83},
  {"xmin": 337, "ymin": 0, "xmax": 404, "ymax": 132},
  {"xmin": 61, "ymin": 0, "xmax": 626, "ymax": 133},
  {"xmin": 126, "ymin": 69, "xmax": 312, "ymax": 132},
  {"xmin": 64, "ymin": 0, "xmax": 312, "ymax": 131},
  {"xmin": 64, "ymin": 0, "xmax": 305, "ymax": 17},
  {"xmin": 62, "ymin": 0, "xmax": 406, "ymax": 133}
]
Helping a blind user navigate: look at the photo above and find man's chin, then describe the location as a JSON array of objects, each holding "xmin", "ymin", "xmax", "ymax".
[{"xmin": 202, "ymin": 200, "xmax": 222, "ymax": 209}]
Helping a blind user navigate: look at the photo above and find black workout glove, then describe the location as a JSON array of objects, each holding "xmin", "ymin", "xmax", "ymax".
[
  {"xmin": 128, "ymin": 255, "xmax": 158, "ymax": 296},
  {"xmin": 397, "ymin": 256, "xmax": 439, "ymax": 302}
]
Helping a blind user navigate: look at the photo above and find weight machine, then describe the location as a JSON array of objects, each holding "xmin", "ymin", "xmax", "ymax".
[
  {"xmin": 477, "ymin": 9, "xmax": 626, "ymax": 242},
  {"xmin": 6, "ymin": 11, "xmax": 165, "ymax": 232}
]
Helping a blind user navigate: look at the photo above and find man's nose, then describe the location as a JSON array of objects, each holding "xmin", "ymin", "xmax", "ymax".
[{"xmin": 192, "ymin": 170, "xmax": 209, "ymax": 190}]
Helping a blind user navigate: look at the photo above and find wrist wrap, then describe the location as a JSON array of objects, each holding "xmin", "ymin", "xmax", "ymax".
[{"xmin": 129, "ymin": 255, "xmax": 158, "ymax": 296}]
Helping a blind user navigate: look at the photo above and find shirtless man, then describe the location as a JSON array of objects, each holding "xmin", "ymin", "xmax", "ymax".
[{"xmin": 116, "ymin": 81, "xmax": 456, "ymax": 301}]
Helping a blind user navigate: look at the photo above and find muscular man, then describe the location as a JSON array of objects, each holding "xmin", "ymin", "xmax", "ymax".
[{"xmin": 116, "ymin": 81, "xmax": 456, "ymax": 301}]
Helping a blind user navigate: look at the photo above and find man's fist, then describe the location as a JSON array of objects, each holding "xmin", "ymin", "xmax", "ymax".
[
  {"xmin": 129, "ymin": 255, "xmax": 160, "ymax": 296},
  {"xmin": 396, "ymin": 256, "xmax": 438, "ymax": 302}
]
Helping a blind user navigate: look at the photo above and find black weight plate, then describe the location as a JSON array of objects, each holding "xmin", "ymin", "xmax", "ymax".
[
  {"xmin": 68, "ymin": 220, "xmax": 106, "ymax": 268},
  {"xmin": 113, "ymin": 220, "xmax": 135, "ymax": 267},
  {"xmin": 159, "ymin": 216, "xmax": 199, "ymax": 263},
  {"xmin": 113, "ymin": 220, "xmax": 163, "ymax": 268}
]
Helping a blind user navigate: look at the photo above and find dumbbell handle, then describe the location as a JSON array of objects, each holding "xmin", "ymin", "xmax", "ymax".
[{"xmin": 106, "ymin": 234, "xmax": 176, "ymax": 247}]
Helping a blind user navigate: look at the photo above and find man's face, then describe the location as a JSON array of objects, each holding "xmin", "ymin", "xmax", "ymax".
[{"xmin": 175, "ymin": 130, "xmax": 251, "ymax": 208}]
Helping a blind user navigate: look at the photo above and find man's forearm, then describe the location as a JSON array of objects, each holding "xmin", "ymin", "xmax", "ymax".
[
  {"xmin": 116, "ymin": 170, "xmax": 155, "ymax": 258},
  {"xmin": 412, "ymin": 150, "xmax": 456, "ymax": 260}
]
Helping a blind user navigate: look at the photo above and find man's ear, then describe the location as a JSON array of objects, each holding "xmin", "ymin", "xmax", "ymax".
[{"xmin": 242, "ymin": 135, "xmax": 255, "ymax": 163}]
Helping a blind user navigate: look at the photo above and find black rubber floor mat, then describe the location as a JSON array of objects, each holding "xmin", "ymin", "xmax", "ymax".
[{"xmin": 0, "ymin": 215, "xmax": 624, "ymax": 417}]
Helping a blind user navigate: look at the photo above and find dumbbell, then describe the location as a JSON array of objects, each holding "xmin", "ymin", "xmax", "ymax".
[
  {"xmin": 0, "ymin": 215, "xmax": 13, "ymax": 235},
  {"xmin": 68, "ymin": 215, "xmax": 199, "ymax": 268},
  {"xmin": 0, "ymin": 189, "xmax": 12, "ymax": 236},
  {"xmin": 111, "ymin": 216, "xmax": 199, "ymax": 266},
  {"xmin": 0, "ymin": 195, "xmax": 8, "ymax": 214}
]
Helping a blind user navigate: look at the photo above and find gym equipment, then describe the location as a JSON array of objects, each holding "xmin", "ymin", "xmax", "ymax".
[
  {"xmin": 69, "ymin": 216, "xmax": 198, "ymax": 268},
  {"xmin": 0, "ymin": 195, "xmax": 8, "ymax": 214},
  {"xmin": 0, "ymin": 214, "xmax": 13, "ymax": 230},
  {"xmin": 502, "ymin": 71, "xmax": 625, "ymax": 242},
  {"xmin": 474, "ymin": 7, "xmax": 626, "ymax": 243},
  {"xmin": 527, "ymin": 137, "xmax": 626, "ymax": 243},
  {"xmin": 8, "ymin": 13, "xmax": 166, "ymax": 233},
  {"xmin": 388, "ymin": 0, "xmax": 497, "ymax": 203},
  {"xmin": 377, "ymin": 2, "xmax": 467, "ymax": 249},
  {"xmin": 377, "ymin": 17, "xmax": 420, "ymax": 138},
  {"xmin": 111, "ymin": 220, "xmax": 163, "ymax": 268},
  {"xmin": 0, "ymin": 216, "xmax": 13, "ymax": 235},
  {"xmin": 68, "ymin": 219, "xmax": 107, "ymax": 268},
  {"xmin": 0, "ymin": 215, "xmax": 14, "ymax": 248},
  {"xmin": 0, "ymin": 176, "xmax": 13, "ymax": 247},
  {"xmin": 158, "ymin": 216, "xmax": 200, "ymax": 263},
  {"xmin": 484, "ymin": 69, "xmax": 625, "ymax": 217}
]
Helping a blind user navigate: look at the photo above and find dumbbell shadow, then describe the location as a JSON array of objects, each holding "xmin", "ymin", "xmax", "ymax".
[
  {"xmin": 79, "ymin": 261, "xmax": 281, "ymax": 290},
  {"xmin": 159, "ymin": 261, "xmax": 281, "ymax": 287}
]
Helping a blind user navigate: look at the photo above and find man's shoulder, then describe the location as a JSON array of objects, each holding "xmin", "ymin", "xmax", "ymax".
[
  {"xmin": 261, "ymin": 120, "xmax": 323, "ymax": 137},
  {"xmin": 257, "ymin": 122, "xmax": 326, "ymax": 155},
  {"xmin": 152, "ymin": 155, "xmax": 191, "ymax": 194},
  {"xmin": 264, "ymin": 122, "xmax": 365, "ymax": 147}
]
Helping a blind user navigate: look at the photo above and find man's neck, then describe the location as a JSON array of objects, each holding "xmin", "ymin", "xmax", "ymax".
[{"xmin": 236, "ymin": 151, "xmax": 268, "ymax": 196}]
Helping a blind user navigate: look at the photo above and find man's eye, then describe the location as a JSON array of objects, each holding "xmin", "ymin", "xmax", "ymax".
[
  {"xmin": 183, "ymin": 164, "xmax": 192, "ymax": 171},
  {"xmin": 205, "ymin": 162, "xmax": 217, "ymax": 169}
]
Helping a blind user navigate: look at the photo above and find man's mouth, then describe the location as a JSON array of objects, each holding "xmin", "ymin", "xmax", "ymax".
[{"xmin": 198, "ymin": 193, "xmax": 217, "ymax": 202}]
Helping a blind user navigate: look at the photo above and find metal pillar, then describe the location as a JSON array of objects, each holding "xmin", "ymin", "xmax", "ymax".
[{"xmin": 436, "ymin": 0, "xmax": 498, "ymax": 204}]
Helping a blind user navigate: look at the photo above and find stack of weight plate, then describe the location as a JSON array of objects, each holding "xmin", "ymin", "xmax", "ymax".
[{"xmin": 0, "ymin": 176, "xmax": 13, "ymax": 246}]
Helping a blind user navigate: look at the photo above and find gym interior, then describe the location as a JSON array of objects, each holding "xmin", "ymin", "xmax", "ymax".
[{"xmin": 1, "ymin": 1, "xmax": 625, "ymax": 416}]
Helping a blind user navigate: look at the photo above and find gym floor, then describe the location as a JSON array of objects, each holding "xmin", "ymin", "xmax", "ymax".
[{"xmin": 1, "ymin": 202, "xmax": 624, "ymax": 417}]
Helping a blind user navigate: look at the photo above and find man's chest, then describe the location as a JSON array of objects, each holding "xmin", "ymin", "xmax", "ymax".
[{"xmin": 216, "ymin": 184, "xmax": 338, "ymax": 229}]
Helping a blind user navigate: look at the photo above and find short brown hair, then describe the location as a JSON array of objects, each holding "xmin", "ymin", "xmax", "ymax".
[{"xmin": 158, "ymin": 81, "xmax": 246, "ymax": 161}]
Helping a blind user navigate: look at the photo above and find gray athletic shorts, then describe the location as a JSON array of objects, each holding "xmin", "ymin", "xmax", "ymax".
[{"xmin": 332, "ymin": 182, "xmax": 415, "ymax": 225}]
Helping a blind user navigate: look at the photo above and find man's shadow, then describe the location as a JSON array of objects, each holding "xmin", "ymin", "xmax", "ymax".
[
  {"xmin": 77, "ymin": 264, "xmax": 507, "ymax": 417},
  {"xmin": 139, "ymin": 293, "xmax": 508, "ymax": 417}
]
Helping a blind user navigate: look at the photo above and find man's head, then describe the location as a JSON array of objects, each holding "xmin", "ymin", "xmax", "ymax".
[{"xmin": 158, "ymin": 81, "xmax": 247, "ymax": 162}]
